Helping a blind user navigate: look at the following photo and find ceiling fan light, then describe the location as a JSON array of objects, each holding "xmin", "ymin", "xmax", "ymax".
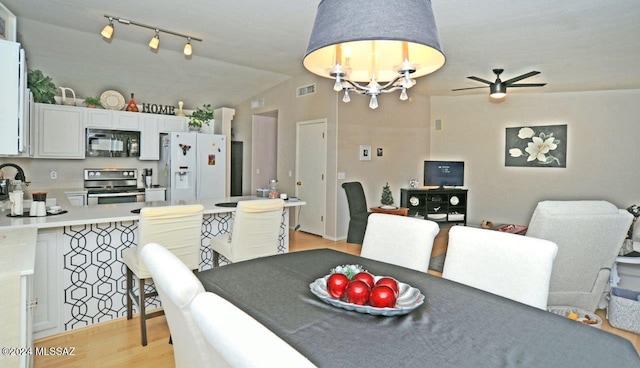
[{"xmin": 490, "ymin": 83, "xmax": 506, "ymax": 98}]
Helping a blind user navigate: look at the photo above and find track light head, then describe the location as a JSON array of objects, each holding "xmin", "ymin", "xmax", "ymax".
[
  {"xmin": 184, "ymin": 38, "xmax": 193, "ymax": 56},
  {"xmin": 101, "ymin": 17, "xmax": 114, "ymax": 39},
  {"xmin": 149, "ymin": 30, "xmax": 160, "ymax": 50}
]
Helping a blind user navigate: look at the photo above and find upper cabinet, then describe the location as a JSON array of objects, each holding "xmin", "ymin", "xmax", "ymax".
[
  {"xmin": 86, "ymin": 109, "xmax": 140, "ymax": 131},
  {"xmin": 32, "ymin": 103, "xmax": 190, "ymax": 160},
  {"xmin": 35, "ymin": 104, "xmax": 85, "ymax": 159},
  {"xmin": 139, "ymin": 114, "xmax": 188, "ymax": 160}
]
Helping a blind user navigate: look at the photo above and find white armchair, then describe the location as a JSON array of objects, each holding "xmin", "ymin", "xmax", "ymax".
[{"xmin": 525, "ymin": 200, "xmax": 633, "ymax": 312}]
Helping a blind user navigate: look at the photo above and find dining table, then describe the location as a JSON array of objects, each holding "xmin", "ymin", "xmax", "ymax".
[{"xmin": 196, "ymin": 249, "xmax": 639, "ymax": 367}]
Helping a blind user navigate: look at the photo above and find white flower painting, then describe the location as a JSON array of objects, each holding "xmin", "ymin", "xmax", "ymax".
[{"xmin": 505, "ymin": 125, "xmax": 567, "ymax": 167}]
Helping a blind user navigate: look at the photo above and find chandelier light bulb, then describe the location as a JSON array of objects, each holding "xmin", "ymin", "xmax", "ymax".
[
  {"xmin": 333, "ymin": 77, "xmax": 343, "ymax": 92},
  {"xmin": 369, "ymin": 95, "xmax": 379, "ymax": 109},
  {"xmin": 400, "ymin": 88, "xmax": 408, "ymax": 101},
  {"xmin": 342, "ymin": 89, "xmax": 351, "ymax": 103}
]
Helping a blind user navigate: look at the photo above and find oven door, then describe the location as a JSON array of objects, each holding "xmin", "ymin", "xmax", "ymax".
[{"xmin": 87, "ymin": 192, "xmax": 145, "ymax": 205}]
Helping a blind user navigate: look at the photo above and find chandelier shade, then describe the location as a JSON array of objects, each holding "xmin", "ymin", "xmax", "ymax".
[{"xmin": 303, "ymin": 0, "xmax": 445, "ymax": 108}]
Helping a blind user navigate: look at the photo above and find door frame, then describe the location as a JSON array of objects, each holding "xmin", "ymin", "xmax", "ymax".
[{"xmin": 295, "ymin": 118, "xmax": 327, "ymax": 237}]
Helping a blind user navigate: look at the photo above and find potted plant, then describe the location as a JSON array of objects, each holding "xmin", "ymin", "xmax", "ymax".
[
  {"xmin": 27, "ymin": 69, "xmax": 56, "ymax": 104},
  {"xmin": 83, "ymin": 96, "xmax": 101, "ymax": 108},
  {"xmin": 188, "ymin": 103, "xmax": 213, "ymax": 131}
]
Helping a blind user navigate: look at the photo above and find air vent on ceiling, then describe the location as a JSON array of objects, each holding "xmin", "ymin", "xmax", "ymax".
[
  {"xmin": 297, "ymin": 84, "xmax": 316, "ymax": 97},
  {"xmin": 251, "ymin": 98, "xmax": 265, "ymax": 109}
]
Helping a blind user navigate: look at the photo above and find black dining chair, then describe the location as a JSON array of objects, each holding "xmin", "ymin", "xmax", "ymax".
[{"xmin": 342, "ymin": 182, "xmax": 372, "ymax": 244}]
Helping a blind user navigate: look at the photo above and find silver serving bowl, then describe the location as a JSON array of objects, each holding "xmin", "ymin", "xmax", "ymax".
[{"xmin": 309, "ymin": 275, "xmax": 424, "ymax": 316}]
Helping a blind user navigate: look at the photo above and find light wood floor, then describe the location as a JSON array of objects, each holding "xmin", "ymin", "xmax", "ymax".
[{"xmin": 34, "ymin": 230, "xmax": 639, "ymax": 367}]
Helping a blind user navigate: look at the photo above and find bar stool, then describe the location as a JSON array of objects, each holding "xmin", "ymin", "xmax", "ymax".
[
  {"xmin": 122, "ymin": 204, "xmax": 204, "ymax": 346},
  {"xmin": 210, "ymin": 199, "xmax": 284, "ymax": 266}
]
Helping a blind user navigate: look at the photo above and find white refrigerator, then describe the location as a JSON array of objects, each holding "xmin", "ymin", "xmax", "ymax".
[
  {"xmin": 159, "ymin": 132, "xmax": 227, "ymax": 201},
  {"xmin": 0, "ymin": 39, "xmax": 29, "ymax": 155}
]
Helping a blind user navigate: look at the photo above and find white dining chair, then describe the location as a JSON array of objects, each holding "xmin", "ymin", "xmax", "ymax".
[
  {"xmin": 210, "ymin": 199, "xmax": 284, "ymax": 266},
  {"xmin": 360, "ymin": 213, "xmax": 440, "ymax": 272},
  {"xmin": 442, "ymin": 226, "xmax": 558, "ymax": 309},
  {"xmin": 140, "ymin": 243, "xmax": 229, "ymax": 368},
  {"xmin": 122, "ymin": 204, "xmax": 204, "ymax": 346},
  {"xmin": 190, "ymin": 292, "xmax": 317, "ymax": 368}
]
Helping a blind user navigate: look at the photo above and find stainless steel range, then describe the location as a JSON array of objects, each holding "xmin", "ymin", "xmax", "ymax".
[{"xmin": 84, "ymin": 168, "xmax": 145, "ymax": 205}]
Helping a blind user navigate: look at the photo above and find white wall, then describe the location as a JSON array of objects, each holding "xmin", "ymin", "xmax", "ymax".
[{"xmin": 431, "ymin": 89, "xmax": 640, "ymax": 225}]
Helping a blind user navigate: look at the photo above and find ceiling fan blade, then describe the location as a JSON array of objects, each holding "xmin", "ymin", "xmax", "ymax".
[
  {"xmin": 503, "ymin": 71, "xmax": 540, "ymax": 85},
  {"xmin": 507, "ymin": 83, "xmax": 547, "ymax": 88},
  {"xmin": 467, "ymin": 76, "xmax": 493, "ymax": 84},
  {"xmin": 451, "ymin": 86, "xmax": 489, "ymax": 91}
]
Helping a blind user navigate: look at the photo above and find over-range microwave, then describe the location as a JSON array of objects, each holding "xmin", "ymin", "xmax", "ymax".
[{"xmin": 86, "ymin": 128, "xmax": 140, "ymax": 157}]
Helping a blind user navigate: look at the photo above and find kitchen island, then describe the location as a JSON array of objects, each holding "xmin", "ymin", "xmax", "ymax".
[{"xmin": 0, "ymin": 196, "xmax": 305, "ymax": 339}]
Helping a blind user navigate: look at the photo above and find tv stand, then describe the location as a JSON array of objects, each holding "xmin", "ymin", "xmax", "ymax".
[{"xmin": 400, "ymin": 188, "xmax": 468, "ymax": 225}]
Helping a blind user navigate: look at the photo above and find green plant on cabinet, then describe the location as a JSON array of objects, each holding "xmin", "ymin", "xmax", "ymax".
[
  {"xmin": 27, "ymin": 70, "xmax": 56, "ymax": 104},
  {"xmin": 188, "ymin": 104, "xmax": 213, "ymax": 128}
]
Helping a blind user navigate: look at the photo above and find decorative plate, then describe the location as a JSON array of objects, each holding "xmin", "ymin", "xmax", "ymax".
[
  {"xmin": 100, "ymin": 90, "xmax": 125, "ymax": 110},
  {"xmin": 450, "ymin": 196, "xmax": 460, "ymax": 205},
  {"xmin": 409, "ymin": 196, "xmax": 420, "ymax": 206},
  {"xmin": 309, "ymin": 275, "xmax": 424, "ymax": 316}
]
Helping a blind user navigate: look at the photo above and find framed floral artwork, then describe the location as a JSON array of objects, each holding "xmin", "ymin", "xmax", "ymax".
[{"xmin": 505, "ymin": 124, "xmax": 567, "ymax": 168}]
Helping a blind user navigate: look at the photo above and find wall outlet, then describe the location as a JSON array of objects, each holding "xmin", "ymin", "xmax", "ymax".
[{"xmin": 50, "ymin": 169, "xmax": 57, "ymax": 180}]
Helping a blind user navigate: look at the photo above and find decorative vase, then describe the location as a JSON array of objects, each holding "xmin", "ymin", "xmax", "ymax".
[
  {"xmin": 188, "ymin": 125, "xmax": 201, "ymax": 132},
  {"xmin": 177, "ymin": 101, "xmax": 186, "ymax": 117}
]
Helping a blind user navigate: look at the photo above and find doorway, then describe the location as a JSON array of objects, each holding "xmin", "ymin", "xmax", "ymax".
[
  {"xmin": 251, "ymin": 112, "xmax": 278, "ymax": 192},
  {"xmin": 296, "ymin": 119, "xmax": 327, "ymax": 237}
]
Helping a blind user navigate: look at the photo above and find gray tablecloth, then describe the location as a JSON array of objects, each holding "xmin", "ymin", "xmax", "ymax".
[{"xmin": 197, "ymin": 249, "xmax": 639, "ymax": 368}]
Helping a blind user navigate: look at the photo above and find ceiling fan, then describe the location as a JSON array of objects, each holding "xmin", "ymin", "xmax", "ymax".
[{"xmin": 452, "ymin": 69, "xmax": 546, "ymax": 98}]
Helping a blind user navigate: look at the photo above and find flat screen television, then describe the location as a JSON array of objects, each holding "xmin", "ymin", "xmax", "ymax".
[{"xmin": 424, "ymin": 161, "xmax": 464, "ymax": 188}]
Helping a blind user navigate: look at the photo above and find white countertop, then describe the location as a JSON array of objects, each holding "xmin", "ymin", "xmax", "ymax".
[
  {"xmin": 0, "ymin": 227, "xmax": 37, "ymax": 275},
  {"xmin": 0, "ymin": 196, "xmax": 305, "ymax": 230}
]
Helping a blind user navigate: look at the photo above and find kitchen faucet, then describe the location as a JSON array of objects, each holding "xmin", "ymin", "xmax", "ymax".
[{"xmin": 0, "ymin": 163, "xmax": 29, "ymax": 200}]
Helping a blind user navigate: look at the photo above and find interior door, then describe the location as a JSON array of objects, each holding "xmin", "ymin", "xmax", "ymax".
[{"xmin": 296, "ymin": 120, "xmax": 327, "ymax": 236}]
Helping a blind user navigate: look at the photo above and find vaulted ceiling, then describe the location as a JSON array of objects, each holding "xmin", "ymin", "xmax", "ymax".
[{"xmin": 3, "ymin": 0, "xmax": 640, "ymax": 109}]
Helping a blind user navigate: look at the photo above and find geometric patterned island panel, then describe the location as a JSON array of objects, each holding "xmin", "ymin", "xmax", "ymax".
[{"xmin": 61, "ymin": 210, "xmax": 289, "ymax": 333}]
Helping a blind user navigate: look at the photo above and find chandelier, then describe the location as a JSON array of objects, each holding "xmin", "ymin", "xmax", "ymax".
[{"xmin": 303, "ymin": 0, "xmax": 446, "ymax": 109}]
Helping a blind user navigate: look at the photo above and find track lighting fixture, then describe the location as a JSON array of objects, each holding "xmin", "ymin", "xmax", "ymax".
[{"xmin": 101, "ymin": 15, "xmax": 202, "ymax": 56}]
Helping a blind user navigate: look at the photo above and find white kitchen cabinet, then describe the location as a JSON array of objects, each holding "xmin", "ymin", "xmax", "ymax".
[
  {"xmin": 139, "ymin": 115, "xmax": 187, "ymax": 160},
  {"xmin": 35, "ymin": 104, "xmax": 85, "ymax": 159},
  {"xmin": 145, "ymin": 187, "xmax": 166, "ymax": 202},
  {"xmin": 159, "ymin": 115, "xmax": 188, "ymax": 133},
  {"xmin": 86, "ymin": 109, "xmax": 140, "ymax": 131},
  {"xmin": 32, "ymin": 230, "xmax": 62, "ymax": 340},
  {"xmin": 139, "ymin": 114, "xmax": 160, "ymax": 160}
]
